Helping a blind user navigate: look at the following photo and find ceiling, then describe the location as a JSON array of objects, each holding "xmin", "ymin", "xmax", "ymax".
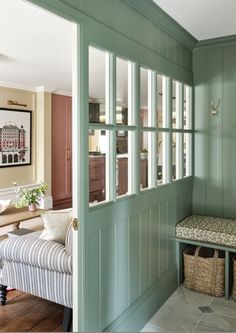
[
  {"xmin": 0, "ymin": 0, "xmax": 74, "ymax": 92},
  {"xmin": 1, "ymin": 0, "xmax": 236, "ymax": 97},
  {"xmin": 153, "ymin": 0, "xmax": 236, "ymax": 40}
]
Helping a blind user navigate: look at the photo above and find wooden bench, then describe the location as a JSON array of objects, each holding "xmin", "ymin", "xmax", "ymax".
[{"xmin": 176, "ymin": 215, "xmax": 236, "ymax": 299}]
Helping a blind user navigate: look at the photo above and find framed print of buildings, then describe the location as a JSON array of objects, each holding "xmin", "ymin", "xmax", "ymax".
[{"xmin": 0, "ymin": 108, "xmax": 32, "ymax": 167}]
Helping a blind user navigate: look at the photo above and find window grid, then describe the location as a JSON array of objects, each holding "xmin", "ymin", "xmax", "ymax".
[{"xmin": 88, "ymin": 45, "xmax": 193, "ymax": 207}]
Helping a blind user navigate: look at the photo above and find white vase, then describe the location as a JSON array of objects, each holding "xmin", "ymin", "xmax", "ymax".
[{"xmin": 28, "ymin": 203, "xmax": 36, "ymax": 212}]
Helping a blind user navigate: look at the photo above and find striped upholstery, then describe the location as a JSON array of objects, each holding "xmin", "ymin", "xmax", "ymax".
[
  {"xmin": 0, "ymin": 235, "xmax": 72, "ymax": 274},
  {"xmin": 1, "ymin": 261, "xmax": 72, "ymax": 307},
  {"xmin": 0, "ymin": 226, "xmax": 73, "ymax": 308}
]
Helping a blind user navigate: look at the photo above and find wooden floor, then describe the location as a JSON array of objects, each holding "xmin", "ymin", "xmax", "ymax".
[{"xmin": 0, "ymin": 290, "xmax": 64, "ymax": 332}]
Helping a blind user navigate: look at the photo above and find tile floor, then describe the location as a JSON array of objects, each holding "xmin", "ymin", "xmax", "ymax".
[{"xmin": 141, "ymin": 285, "xmax": 236, "ymax": 332}]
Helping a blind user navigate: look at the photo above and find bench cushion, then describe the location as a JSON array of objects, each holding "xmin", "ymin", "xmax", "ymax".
[{"xmin": 176, "ymin": 215, "xmax": 236, "ymax": 248}]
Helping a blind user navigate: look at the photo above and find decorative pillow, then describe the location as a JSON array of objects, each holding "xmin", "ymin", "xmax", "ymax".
[
  {"xmin": 0, "ymin": 199, "xmax": 11, "ymax": 214},
  {"xmin": 39, "ymin": 208, "xmax": 73, "ymax": 245},
  {"xmin": 65, "ymin": 223, "xmax": 73, "ymax": 256}
]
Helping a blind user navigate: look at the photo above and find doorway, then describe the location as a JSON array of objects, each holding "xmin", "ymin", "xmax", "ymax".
[{"xmin": 0, "ymin": 0, "xmax": 79, "ymax": 331}]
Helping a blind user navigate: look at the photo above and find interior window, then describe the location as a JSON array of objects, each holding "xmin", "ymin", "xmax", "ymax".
[
  {"xmin": 184, "ymin": 85, "xmax": 192, "ymax": 130},
  {"xmin": 88, "ymin": 46, "xmax": 193, "ymax": 206},
  {"xmin": 157, "ymin": 131, "xmax": 168, "ymax": 185},
  {"xmin": 89, "ymin": 46, "xmax": 112, "ymax": 205},
  {"xmin": 184, "ymin": 133, "xmax": 192, "ymax": 177},
  {"xmin": 157, "ymin": 74, "xmax": 165, "ymax": 128},
  {"xmin": 116, "ymin": 57, "xmax": 130, "ymax": 125},
  {"xmin": 88, "ymin": 130, "xmax": 109, "ymax": 204},
  {"xmin": 140, "ymin": 67, "xmax": 151, "ymax": 127},
  {"xmin": 89, "ymin": 46, "xmax": 109, "ymax": 124},
  {"xmin": 116, "ymin": 130, "xmax": 129, "ymax": 196},
  {"xmin": 140, "ymin": 131, "xmax": 149, "ymax": 190}
]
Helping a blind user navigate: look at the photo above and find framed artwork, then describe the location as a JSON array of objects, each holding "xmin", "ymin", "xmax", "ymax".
[{"xmin": 0, "ymin": 108, "xmax": 32, "ymax": 167}]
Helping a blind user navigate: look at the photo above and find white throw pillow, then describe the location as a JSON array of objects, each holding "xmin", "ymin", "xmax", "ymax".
[
  {"xmin": 39, "ymin": 208, "xmax": 73, "ymax": 245},
  {"xmin": 0, "ymin": 199, "xmax": 11, "ymax": 214}
]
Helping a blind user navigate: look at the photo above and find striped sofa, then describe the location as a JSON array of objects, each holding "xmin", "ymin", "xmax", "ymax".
[{"xmin": 0, "ymin": 223, "xmax": 73, "ymax": 310}]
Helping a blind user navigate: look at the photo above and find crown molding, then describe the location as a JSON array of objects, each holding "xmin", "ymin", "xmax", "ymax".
[
  {"xmin": 0, "ymin": 82, "xmax": 56, "ymax": 93},
  {"xmin": 124, "ymin": 0, "xmax": 197, "ymax": 50},
  {"xmin": 52, "ymin": 90, "xmax": 72, "ymax": 97},
  {"xmin": 0, "ymin": 81, "xmax": 36, "ymax": 92},
  {"xmin": 196, "ymin": 34, "xmax": 236, "ymax": 49}
]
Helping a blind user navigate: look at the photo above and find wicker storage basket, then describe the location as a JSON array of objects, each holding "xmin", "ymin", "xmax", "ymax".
[
  {"xmin": 232, "ymin": 257, "xmax": 236, "ymax": 300},
  {"xmin": 183, "ymin": 246, "xmax": 225, "ymax": 297}
]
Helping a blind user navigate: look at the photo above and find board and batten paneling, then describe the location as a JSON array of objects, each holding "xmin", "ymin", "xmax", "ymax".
[
  {"xmin": 222, "ymin": 44, "xmax": 236, "ymax": 218},
  {"xmin": 193, "ymin": 41, "xmax": 236, "ymax": 219},
  {"xmin": 60, "ymin": 0, "xmax": 194, "ymax": 72},
  {"xmin": 86, "ymin": 179, "xmax": 192, "ymax": 332},
  {"xmin": 27, "ymin": 0, "xmax": 194, "ymax": 331}
]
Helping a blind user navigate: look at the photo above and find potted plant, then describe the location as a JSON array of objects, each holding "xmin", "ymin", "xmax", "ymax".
[
  {"xmin": 15, "ymin": 183, "xmax": 48, "ymax": 212},
  {"xmin": 141, "ymin": 148, "xmax": 148, "ymax": 159}
]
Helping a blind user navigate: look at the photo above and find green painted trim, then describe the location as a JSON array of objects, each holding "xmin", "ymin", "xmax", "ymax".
[
  {"xmin": 176, "ymin": 238, "xmax": 236, "ymax": 253},
  {"xmin": 124, "ymin": 0, "xmax": 197, "ymax": 50},
  {"xmin": 105, "ymin": 267, "xmax": 177, "ymax": 332},
  {"xmin": 196, "ymin": 34, "xmax": 236, "ymax": 49}
]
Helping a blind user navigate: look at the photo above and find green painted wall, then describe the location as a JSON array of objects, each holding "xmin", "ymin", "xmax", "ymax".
[
  {"xmin": 193, "ymin": 41, "xmax": 236, "ymax": 219},
  {"xmin": 28, "ymin": 0, "xmax": 194, "ymax": 331}
]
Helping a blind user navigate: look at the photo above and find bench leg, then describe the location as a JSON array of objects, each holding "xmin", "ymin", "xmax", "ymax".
[
  {"xmin": 0, "ymin": 284, "xmax": 7, "ymax": 305},
  {"xmin": 176, "ymin": 241, "xmax": 188, "ymax": 286},
  {"xmin": 63, "ymin": 307, "xmax": 72, "ymax": 332}
]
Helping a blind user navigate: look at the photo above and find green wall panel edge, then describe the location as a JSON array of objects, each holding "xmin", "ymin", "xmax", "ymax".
[
  {"xmin": 105, "ymin": 268, "xmax": 177, "ymax": 332},
  {"xmin": 123, "ymin": 0, "xmax": 197, "ymax": 50}
]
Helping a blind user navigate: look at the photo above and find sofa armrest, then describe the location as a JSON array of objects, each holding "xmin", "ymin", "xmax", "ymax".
[{"xmin": 0, "ymin": 235, "xmax": 72, "ymax": 274}]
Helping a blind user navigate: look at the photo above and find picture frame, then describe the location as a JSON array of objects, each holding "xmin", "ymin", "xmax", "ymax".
[{"xmin": 0, "ymin": 108, "xmax": 32, "ymax": 168}]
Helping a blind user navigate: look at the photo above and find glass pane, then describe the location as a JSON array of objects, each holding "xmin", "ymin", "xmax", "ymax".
[
  {"xmin": 175, "ymin": 132, "xmax": 181, "ymax": 180},
  {"xmin": 172, "ymin": 80, "xmax": 177, "ymax": 129},
  {"xmin": 140, "ymin": 67, "xmax": 149, "ymax": 127},
  {"xmin": 184, "ymin": 133, "xmax": 191, "ymax": 177},
  {"xmin": 116, "ymin": 131, "xmax": 129, "ymax": 196},
  {"xmin": 116, "ymin": 57, "xmax": 130, "ymax": 125},
  {"xmin": 184, "ymin": 85, "xmax": 191, "ymax": 129},
  {"xmin": 157, "ymin": 74, "xmax": 163, "ymax": 128},
  {"xmin": 157, "ymin": 131, "xmax": 167, "ymax": 185},
  {"xmin": 89, "ymin": 46, "xmax": 109, "ymax": 124},
  {"xmin": 89, "ymin": 129, "xmax": 108, "ymax": 205},
  {"xmin": 172, "ymin": 132, "xmax": 176, "ymax": 180},
  {"xmin": 140, "ymin": 131, "xmax": 149, "ymax": 190}
]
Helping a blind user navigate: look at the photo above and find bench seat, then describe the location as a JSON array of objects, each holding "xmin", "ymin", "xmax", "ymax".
[{"xmin": 176, "ymin": 215, "xmax": 236, "ymax": 248}]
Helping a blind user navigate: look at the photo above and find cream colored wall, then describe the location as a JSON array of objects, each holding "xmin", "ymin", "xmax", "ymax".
[
  {"xmin": 0, "ymin": 86, "xmax": 36, "ymax": 188},
  {"xmin": 0, "ymin": 86, "xmax": 51, "ymax": 194},
  {"xmin": 35, "ymin": 90, "xmax": 52, "ymax": 194}
]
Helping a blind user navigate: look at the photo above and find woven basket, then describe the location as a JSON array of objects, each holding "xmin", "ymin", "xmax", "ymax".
[
  {"xmin": 183, "ymin": 246, "xmax": 225, "ymax": 297},
  {"xmin": 232, "ymin": 257, "xmax": 236, "ymax": 300}
]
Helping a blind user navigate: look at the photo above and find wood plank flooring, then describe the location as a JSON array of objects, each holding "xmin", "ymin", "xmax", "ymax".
[{"xmin": 0, "ymin": 290, "xmax": 64, "ymax": 332}]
